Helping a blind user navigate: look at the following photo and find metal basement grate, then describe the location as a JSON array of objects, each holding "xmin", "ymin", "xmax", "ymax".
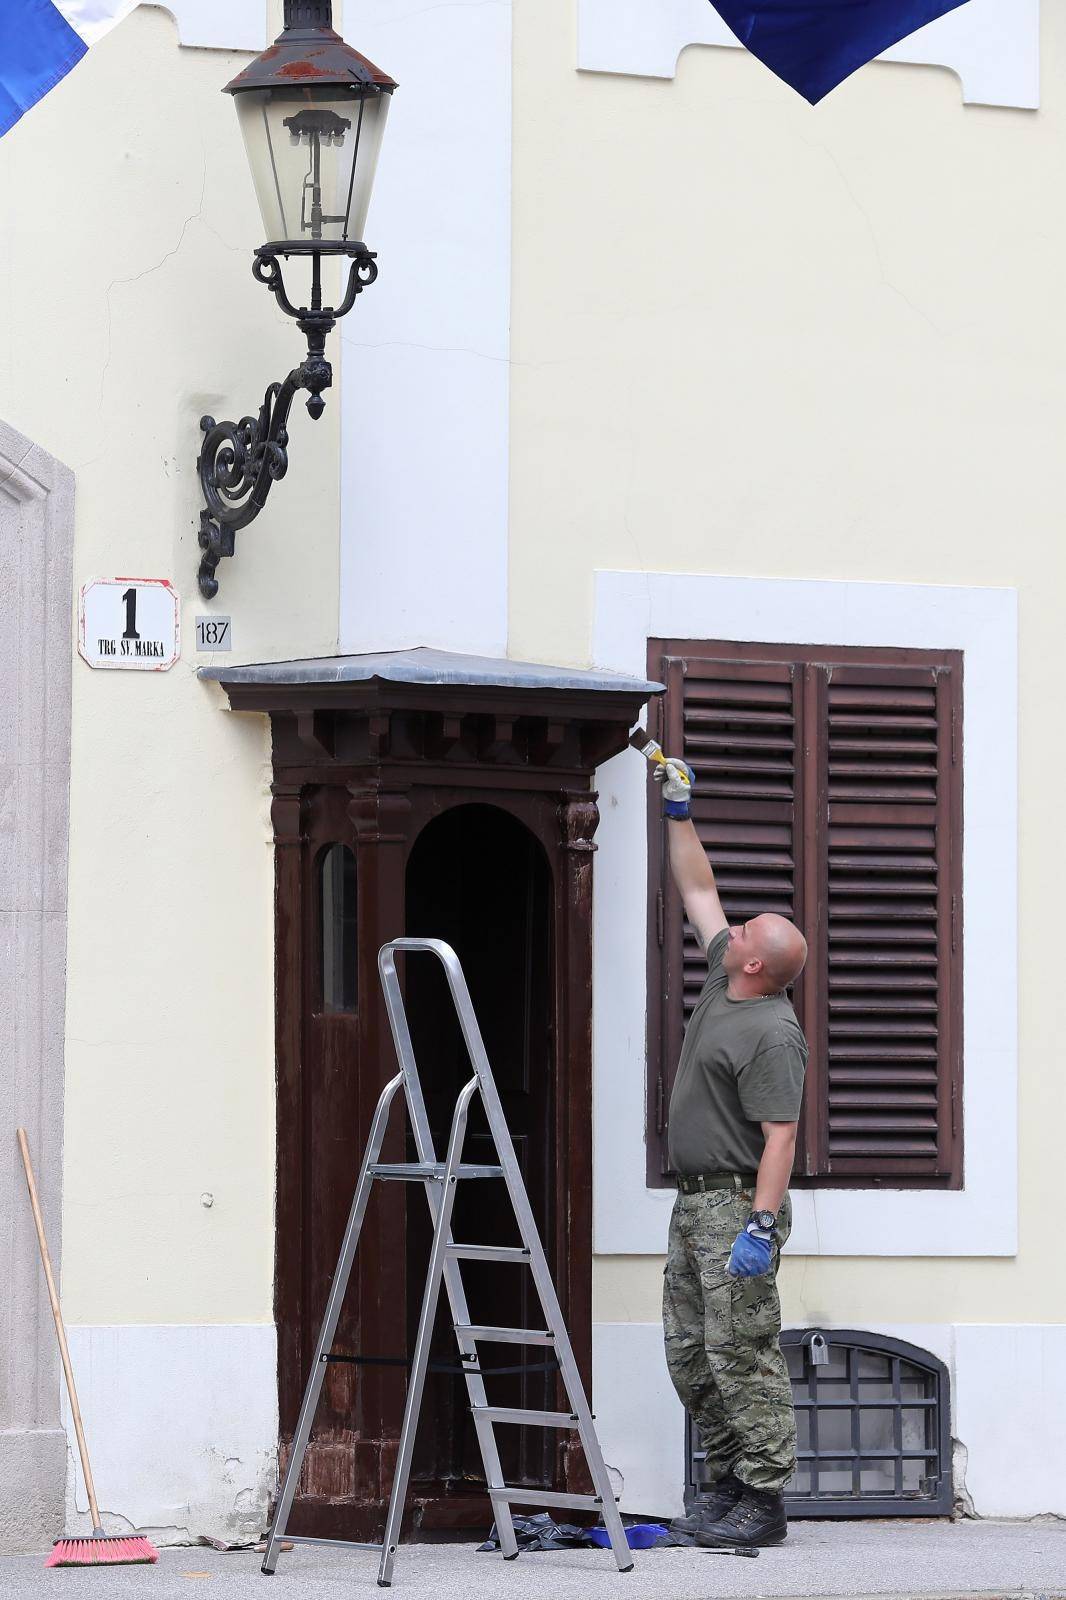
[{"xmin": 685, "ymin": 1329, "xmax": 952, "ymax": 1518}]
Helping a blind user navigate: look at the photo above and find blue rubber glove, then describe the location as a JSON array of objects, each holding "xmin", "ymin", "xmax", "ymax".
[
  {"xmin": 727, "ymin": 1223, "xmax": 774, "ymax": 1278},
  {"xmin": 653, "ymin": 757, "xmax": 695, "ymax": 819}
]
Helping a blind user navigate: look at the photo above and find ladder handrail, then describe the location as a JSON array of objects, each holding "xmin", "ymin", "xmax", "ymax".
[{"xmin": 378, "ymin": 939, "xmax": 540, "ymax": 1253}]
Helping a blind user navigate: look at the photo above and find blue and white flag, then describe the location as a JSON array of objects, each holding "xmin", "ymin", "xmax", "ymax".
[
  {"xmin": 708, "ymin": 0, "xmax": 972, "ymax": 104},
  {"xmin": 0, "ymin": 0, "xmax": 138, "ymax": 137}
]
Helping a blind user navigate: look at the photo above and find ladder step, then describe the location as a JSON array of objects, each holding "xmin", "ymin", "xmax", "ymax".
[
  {"xmin": 446, "ymin": 1244, "xmax": 531, "ymax": 1263},
  {"xmin": 473, "ymin": 1406, "xmax": 578, "ymax": 1428},
  {"xmin": 458, "ymin": 1325, "xmax": 555, "ymax": 1345},
  {"xmin": 488, "ymin": 1488, "xmax": 612, "ymax": 1510},
  {"xmin": 370, "ymin": 1163, "xmax": 504, "ymax": 1181}
]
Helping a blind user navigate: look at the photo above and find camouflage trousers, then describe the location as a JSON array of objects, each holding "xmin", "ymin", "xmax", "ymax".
[{"xmin": 663, "ymin": 1187, "xmax": 796, "ymax": 1492}]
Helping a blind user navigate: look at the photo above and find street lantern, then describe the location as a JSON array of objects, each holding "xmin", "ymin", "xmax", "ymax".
[
  {"xmin": 228, "ymin": 7, "xmax": 394, "ymax": 249},
  {"xmin": 196, "ymin": 0, "xmax": 396, "ymax": 600}
]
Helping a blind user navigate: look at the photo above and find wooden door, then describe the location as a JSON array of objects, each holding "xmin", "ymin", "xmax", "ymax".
[
  {"xmin": 404, "ymin": 805, "xmax": 555, "ymax": 1504},
  {"xmin": 274, "ymin": 776, "xmax": 595, "ymax": 1541}
]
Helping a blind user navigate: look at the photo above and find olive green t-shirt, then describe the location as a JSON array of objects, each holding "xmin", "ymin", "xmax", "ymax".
[{"xmin": 667, "ymin": 927, "xmax": 808, "ymax": 1176}]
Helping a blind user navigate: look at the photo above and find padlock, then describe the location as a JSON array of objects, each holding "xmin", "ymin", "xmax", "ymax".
[{"xmin": 808, "ymin": 1331, "xmax": 830, "ymax": 1367}]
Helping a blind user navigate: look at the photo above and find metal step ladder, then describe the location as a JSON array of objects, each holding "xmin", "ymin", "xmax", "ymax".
[{"xmin": 262, "ymin": 937, "xmax": 634, "ymax": 1587}]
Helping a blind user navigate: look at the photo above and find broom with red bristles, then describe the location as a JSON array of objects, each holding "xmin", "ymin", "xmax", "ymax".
[{"xmin": 17, "ymin": 1129, "xmax": 159, "ymax": 1568}]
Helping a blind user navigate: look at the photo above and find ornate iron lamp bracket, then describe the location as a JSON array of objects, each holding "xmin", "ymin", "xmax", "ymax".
[{"xmin": 197, "ymin": 242, "xmax": 377, "ymax": 600}]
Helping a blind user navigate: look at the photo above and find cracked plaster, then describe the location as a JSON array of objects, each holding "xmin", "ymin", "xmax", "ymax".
[{"xmin": 61, "ymin": 1328, "xmax": 278, "ymax": 1546}]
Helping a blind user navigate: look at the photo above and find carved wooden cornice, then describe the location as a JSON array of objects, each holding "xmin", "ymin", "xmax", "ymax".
[{"xmin": 206, "ymin": 648, "xmax": 663, "ymax": 780}]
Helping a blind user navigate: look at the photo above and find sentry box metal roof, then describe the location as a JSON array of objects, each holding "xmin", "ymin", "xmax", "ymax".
[
  {"xmin": 200, "ymin": 647, "xmax": 662, "ymax": 700},
  {"xmin": 200, "ymin": 648, "xmax": 664, "ymax": 773}
]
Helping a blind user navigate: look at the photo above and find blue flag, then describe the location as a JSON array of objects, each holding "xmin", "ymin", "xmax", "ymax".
[
  {"xmin": 708, "ymin": 0, "xmax": 972, "ymax": 104},
  {"xmin": 0, "ymin": 1, "xmax": 136, "ymax": 138}
]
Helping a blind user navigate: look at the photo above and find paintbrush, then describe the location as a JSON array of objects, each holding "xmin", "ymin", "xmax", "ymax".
[{"xmin": 628, "ymin": 726, "xmax": 691, "ymax": 786}]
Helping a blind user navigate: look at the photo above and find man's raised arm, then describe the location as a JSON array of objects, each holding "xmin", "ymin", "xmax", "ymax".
[
  {"xmin": 656, "ymin": 759, "xmax": 729, "ymax": 952},
  {"xmin": 667, "ymin": 816, "xmax": 728, "ymax": 951}
]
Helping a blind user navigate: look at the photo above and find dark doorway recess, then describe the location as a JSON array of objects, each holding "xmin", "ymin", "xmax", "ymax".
[
  {"xmin": 202, "ymin": 648, "xmax": 661, "ymax": 1543},
  {"xmin": 405, "ymin": 806, "xmax": 555, "ymax": 1499}
]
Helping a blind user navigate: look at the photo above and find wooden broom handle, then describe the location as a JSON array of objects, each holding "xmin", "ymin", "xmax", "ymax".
[{"xmin": 17, "ymin": 1128, "xmax": 102, "ymax": 1532}]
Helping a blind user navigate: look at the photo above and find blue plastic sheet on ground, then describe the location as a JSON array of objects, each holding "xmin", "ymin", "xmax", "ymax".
[
  {"xmin": 587, "ymin": 1522, "xmax": 669, "ymax": 1549},
  {"xmin": 478, "ymin": 1513, "xmax": 669, "ymax": 1552}
]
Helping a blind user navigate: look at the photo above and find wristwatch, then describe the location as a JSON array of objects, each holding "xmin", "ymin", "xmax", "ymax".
[{"xmin": 748, "ymin": 1210, "xmax": 777, "ymax": 1232}]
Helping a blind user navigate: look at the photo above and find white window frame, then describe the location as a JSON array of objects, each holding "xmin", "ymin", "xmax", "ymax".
[{"xmin": 592, "ymin": 571, "xmax": 1017, "ymax": 1257}]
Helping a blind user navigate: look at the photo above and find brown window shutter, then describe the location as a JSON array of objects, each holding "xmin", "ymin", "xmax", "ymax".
[
  {"xmin": 818, "ymin": 662, "xmax": 961, "ymax": 1182},
  {"xmin": 649, "ymin": 652, "xmax": 802, "ymax": 1182},
  {"xmin": 647, "ymin": 640, "xmax": 962, "ymax": 1190}
]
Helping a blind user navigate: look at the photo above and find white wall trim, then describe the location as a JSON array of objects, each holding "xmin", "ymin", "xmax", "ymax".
[
  {"xmin": 337, "ymin": 1, "xmax": 512, "ymax": 657},
  {"xmin": 143, "ymin": 1, "xmax": 266, "ymax": 51},
  {"xmin": 593, "ymin": 1320, "xmax": 1066, "ymax": 1518},
  {"xmin": 63, "ymin": 1325, "xmax": 277, "ymax": 1545},
  {"xmin": 577, "ymin": 0, "xmax": 1040, "ymax": 110},
  {"xmin": 592, "ymin": 571, "xmax": 1017, "ymax": 1257}
]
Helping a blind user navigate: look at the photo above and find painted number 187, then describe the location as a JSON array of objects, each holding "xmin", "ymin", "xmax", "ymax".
[{"xmin": 195, "ymin": 617, "xmax": 231, "ymax": 651}]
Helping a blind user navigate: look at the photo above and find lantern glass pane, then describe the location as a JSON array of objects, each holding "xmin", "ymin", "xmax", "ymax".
[{"xmin": 234, "ymin": 86, "xmax": 389, "ymax": 245}]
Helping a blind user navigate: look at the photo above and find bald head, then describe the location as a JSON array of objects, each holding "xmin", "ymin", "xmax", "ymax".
[
  {"xmin": 722, "ymin": 913, "xmax": 809, "ymax": 995},
  {"xmin": 752, "ymin": 914, "xmax": 808, "ymax": 992}
]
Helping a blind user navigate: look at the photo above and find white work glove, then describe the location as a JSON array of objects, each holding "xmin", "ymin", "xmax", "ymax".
[{"xmin": 652, "ymin": 757, "xmax": 694, "ymax": 818}]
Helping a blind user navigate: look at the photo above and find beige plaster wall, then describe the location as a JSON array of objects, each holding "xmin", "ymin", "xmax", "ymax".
[
  {"xmin": 509, "ymin": 2, "xmax": 1061, "ymax": 1324},
  {"xmin": 0, "ymin": 3, "xmax": 339, "ymax": 1325}
]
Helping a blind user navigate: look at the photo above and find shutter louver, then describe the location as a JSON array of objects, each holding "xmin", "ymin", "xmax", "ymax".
[{"xmin": 648, "ymin": 638, "xmax": 962, "ymax": 1190}]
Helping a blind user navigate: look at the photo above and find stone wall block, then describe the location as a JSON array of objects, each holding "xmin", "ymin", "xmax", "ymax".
[{"xmin": 0, "ymin": 419, "xmax": 74, "ymax": 1553}]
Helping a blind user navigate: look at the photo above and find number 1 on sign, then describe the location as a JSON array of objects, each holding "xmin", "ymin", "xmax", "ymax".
[{"xmin": 121, "ymin": 588, "xmax": 140, "ymax": 640}]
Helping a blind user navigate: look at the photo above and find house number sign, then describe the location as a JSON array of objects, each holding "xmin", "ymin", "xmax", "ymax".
[
  {"xmin": 195, "ymin": 616, "xmax": 232, "ymax": 651},
  {"xmin": 78, "ymin": 578, "xmax": 180, "ymax": 671}
]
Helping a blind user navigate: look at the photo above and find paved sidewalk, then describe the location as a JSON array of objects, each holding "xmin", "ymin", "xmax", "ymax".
[{"xmin": 0, "ymin": 1519, "xmax": 1063, "ymax": 1599}]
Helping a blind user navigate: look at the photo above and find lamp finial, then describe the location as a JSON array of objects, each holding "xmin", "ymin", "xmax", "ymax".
[{"xmin": 283, "ymin": 1, "xmax": 333, "ymax": 30}]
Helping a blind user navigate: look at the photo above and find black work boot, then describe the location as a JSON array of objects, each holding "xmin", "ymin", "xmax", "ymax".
[
  {"xmin": 668, "ymin": 1472, "xmax": 744, "ymax": 1539},
  {"xmin": 694, "ymin": 1483, "xmax": 787, "ymax": 1548}
]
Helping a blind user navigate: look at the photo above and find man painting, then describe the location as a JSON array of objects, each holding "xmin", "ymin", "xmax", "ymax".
[{"xmin": 651, "ymin": 753, "xmax": 808, "ymax": 1549}]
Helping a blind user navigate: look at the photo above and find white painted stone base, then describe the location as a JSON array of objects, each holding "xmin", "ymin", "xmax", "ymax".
[
  {"xmin": 62, "ymin": 1326, "xmax": 277, "ymax": 1547},
  {"xmin": 51, "ymin": 1319, "xmax": 1059, "ymax": 1537},
  {"xmin": 593, "ymin": 1322, "xmax": 685, "ymax": 1518},
  {"xmin": 952, "ymin": 1325, "xmax": 1066, "ymax": 1518},
  {"xmin": 593, "ymin": 1320, "xmax": 1066, "ymax": 1519}
]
